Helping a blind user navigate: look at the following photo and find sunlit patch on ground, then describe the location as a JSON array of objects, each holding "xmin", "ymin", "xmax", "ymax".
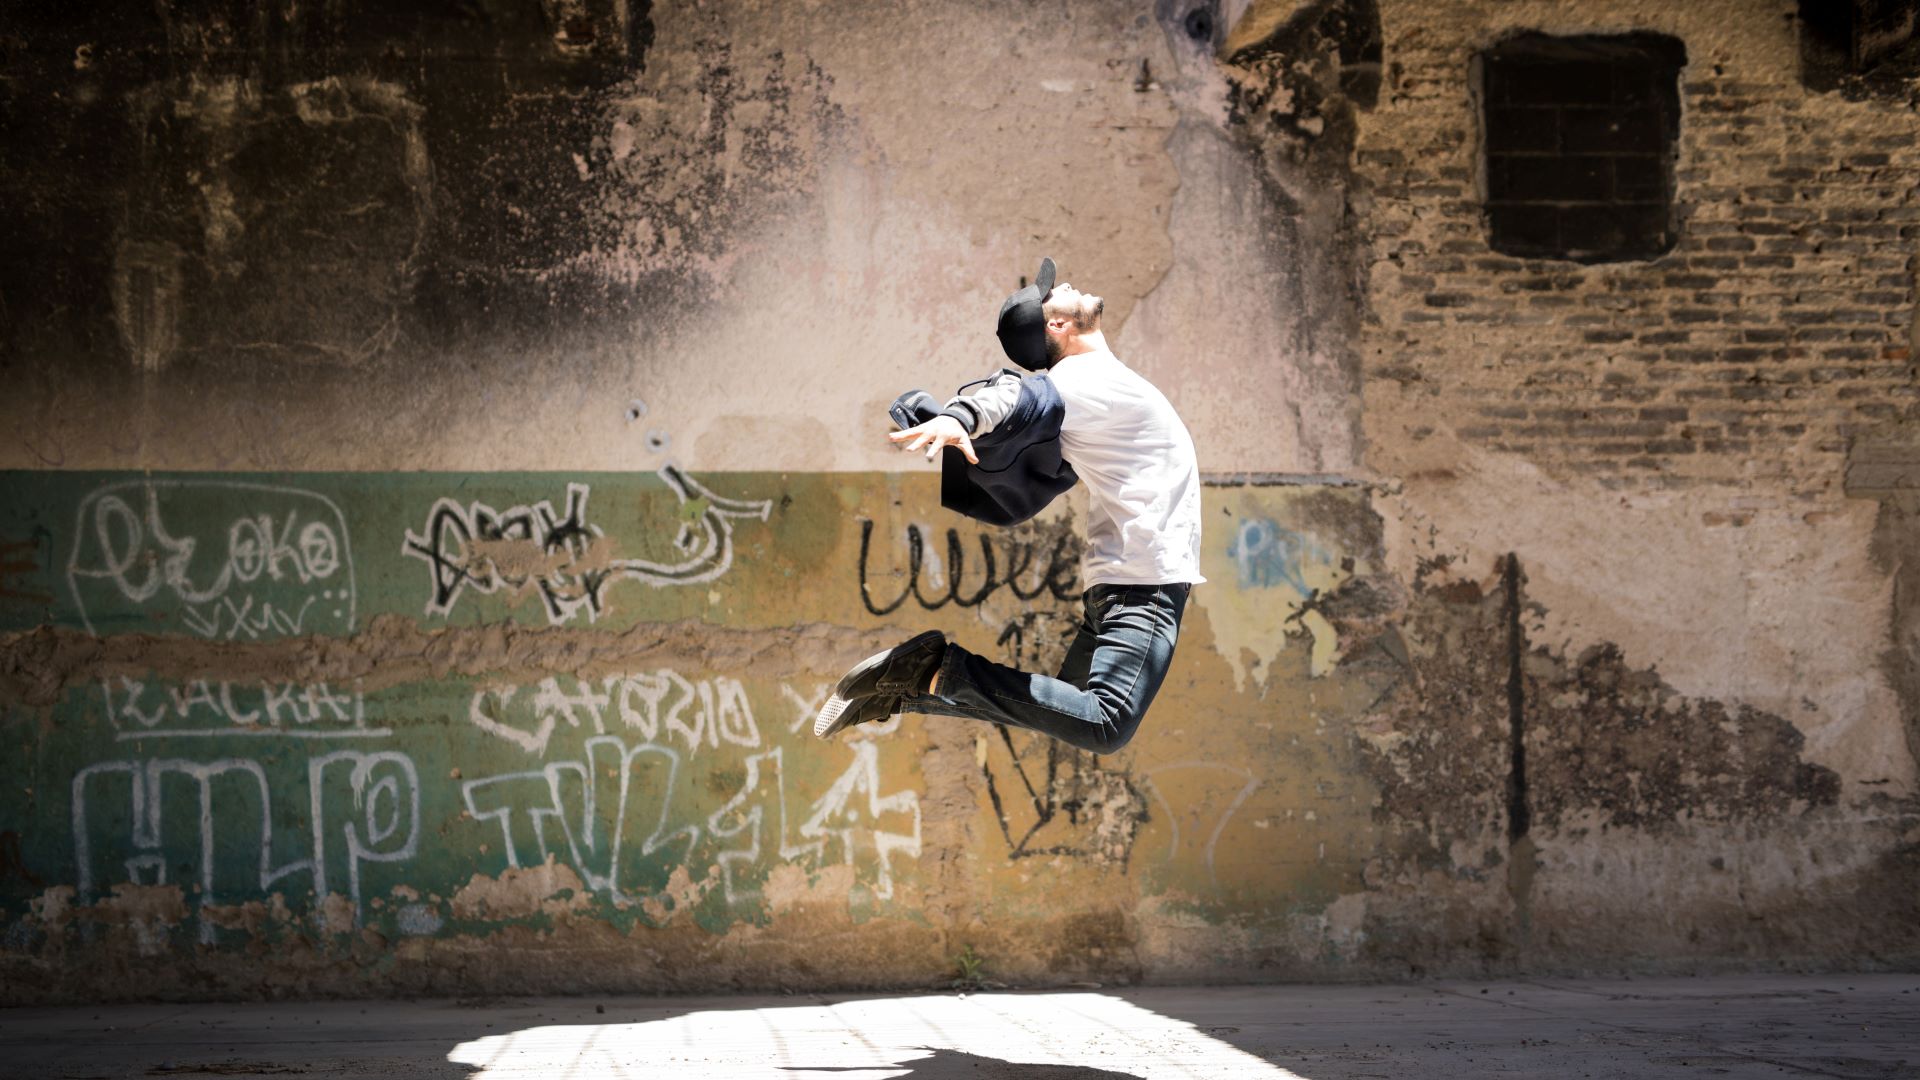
[{"xmin": 447, "ymin": 992, "xmax": 1306, "ymax": 1079}]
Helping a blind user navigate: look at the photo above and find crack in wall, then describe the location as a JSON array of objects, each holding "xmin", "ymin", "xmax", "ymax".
[
  {"xmin": 0, "ymin": 618, "xmax": 900, "ymax": 711},
  {"xmin": 1502, "ymin": 553, "xmax": 1530, "ymax": 844},
  {"xmin": 1502, "ymin": 552, "xmax": 1535, "ymax": 941}
]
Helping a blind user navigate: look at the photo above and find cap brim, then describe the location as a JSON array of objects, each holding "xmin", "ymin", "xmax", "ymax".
[{"xmin": 1034, "ymin": 257, "xmax": 1056, "ymax": 298}]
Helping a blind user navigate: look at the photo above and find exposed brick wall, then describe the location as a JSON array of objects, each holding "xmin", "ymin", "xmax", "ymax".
[{"xmin": 1358, "ymin": 4, "xmax": 1920, "ymax": 493}]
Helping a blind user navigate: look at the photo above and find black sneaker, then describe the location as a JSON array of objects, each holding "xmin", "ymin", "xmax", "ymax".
[{"xmin": 813, "ymin": 630, "xmax": 945, "ymax": 738}]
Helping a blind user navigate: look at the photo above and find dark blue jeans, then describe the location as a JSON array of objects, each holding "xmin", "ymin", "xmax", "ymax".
[{"xmin": 900, "ymin": 583, "xmax": 1190, "ymax": 754}]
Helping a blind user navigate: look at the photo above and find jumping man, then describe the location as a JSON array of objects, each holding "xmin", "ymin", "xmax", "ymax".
[{"xmin": 814, "ymin": 257, "xmax": 1204, "ymax": 753}]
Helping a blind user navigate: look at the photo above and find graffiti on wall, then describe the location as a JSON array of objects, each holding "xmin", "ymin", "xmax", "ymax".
[
  {"xmin": 856, "ymin": 519, "xmax": 1080, "ymax": 615},
  {"xmin": 853, "ymin": 517, "xmax": 1154, "ymax": 867},
  {"xmin": 3, "ymin": 469, "xmax": 1348, "ymax": 966},
  {"xmin": 71, "ymin": 750, "xmax": 418, "ymax": 930},
  {"xmin": 1227, "ymin": 516, "xmax": 1329, "ymax": 594},
  {"xmin": 467, "ymin": 672, "xmax": 761, "ymax": 757},
  {"xmin": 99, "ymin": 677, "xmax": 377, "ymax": 740},
  {"xmin": 66, "ymin": 480, "xmax": 355, "ymax": 639},
  {"xmin": 462, "ymin": 672, "xmax": 920, "ymax": 904},
  {"xmin": 972, "ymin": 620, "xmax": 1152, "ymax": 866},
  {"xmin": 401, "ymin": 465, "xmax": 771, "ymax": 624},
  {"xmin": 10, "ymin": 470, "xmax": 940, "ymax": 956},
  {"xmin": 977, "ymin": 727, "xmax": 1150, "ymax": 865},
  {"xmin": 1207, "ymin": 510, "xmax": 1353, "ymax": 685},
  {"xmin": 464, "ymin": 736, "xmax": 920, "ymax": 905},
  {"xmin": 1136, "ymin": 762, "xmax": 1262, "ymax": 889},
  {"xmin": 57, "ymin": 670, "xmax": 921, "ymax": 938}
]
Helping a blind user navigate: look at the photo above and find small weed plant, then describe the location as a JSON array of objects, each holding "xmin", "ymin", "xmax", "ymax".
[{"xmin": 951, "ymin": 944, "xmax": 987, "ymax": 991}]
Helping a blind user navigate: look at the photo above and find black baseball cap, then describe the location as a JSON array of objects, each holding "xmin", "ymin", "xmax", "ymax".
[{"xmin": 995, "ymin": 256, "xmax": 1057, "ymax": 371}]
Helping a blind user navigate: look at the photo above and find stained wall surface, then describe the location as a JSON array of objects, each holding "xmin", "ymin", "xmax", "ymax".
[{"xmin": 0, "ymin": 0, "xmax": 1916, "ymax": 1001}]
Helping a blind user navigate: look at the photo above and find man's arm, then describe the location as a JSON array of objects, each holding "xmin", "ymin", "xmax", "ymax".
[
  {"xmin": 943, "ymin": 371, "xmax": 1022, "ymax": 436},
  {"xmin": 889, "ymin": 370, "xmax": 1023, "ymax": 464},
  {"xmin": 890, "ymin": 415, "xmax": 977, "ymax": 463}
]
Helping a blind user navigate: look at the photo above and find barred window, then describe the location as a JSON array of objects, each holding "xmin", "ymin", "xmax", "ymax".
[{"xmin": 1481, "ymin": 33, "xmax": 1687, "ymax": 263}]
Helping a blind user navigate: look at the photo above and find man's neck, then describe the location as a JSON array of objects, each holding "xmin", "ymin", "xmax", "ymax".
[{"xmin": 1057, "ymin": 330, "xmax": 1109, "ymax": 360}]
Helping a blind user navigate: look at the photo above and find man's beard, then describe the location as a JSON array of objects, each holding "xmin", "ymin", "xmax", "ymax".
[{"xmin": 1041, "ymin": 297, "xmax": 1103, "ymax": 365}]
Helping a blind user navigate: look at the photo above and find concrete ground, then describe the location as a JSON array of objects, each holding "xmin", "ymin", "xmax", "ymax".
[{"xmin": 0, "ymin": 973, "xmax": 1914, "ymax": 1079}]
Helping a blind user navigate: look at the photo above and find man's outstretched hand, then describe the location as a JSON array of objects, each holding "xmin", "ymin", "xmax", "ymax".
[{"xmin": 889, "ymin": 415, "xmax": 978, "ymax": 464}]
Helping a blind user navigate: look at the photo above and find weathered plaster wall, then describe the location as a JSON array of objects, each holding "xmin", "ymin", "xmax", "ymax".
[
  {"xmin": 1, "ymin": 0, "xmax": 1340, "ymax": 474},
  {"xmin": 1331, "ymin": 0, "xmax": 1920, "ymax": 973},
  {"xmin": 1, "ymin": 0, "xmax": 1916, "ymax": 1001}
]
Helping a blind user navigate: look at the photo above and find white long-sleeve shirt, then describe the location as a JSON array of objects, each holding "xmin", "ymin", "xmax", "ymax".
[{"xmin": 947, "ymin": 349, "xmax": 1205, "ymax": 587}]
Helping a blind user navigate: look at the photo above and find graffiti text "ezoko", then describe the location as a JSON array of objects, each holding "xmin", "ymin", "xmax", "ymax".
[{"xmin": 66, "ymin": 481, "xmax": 356, "ymax": 639}]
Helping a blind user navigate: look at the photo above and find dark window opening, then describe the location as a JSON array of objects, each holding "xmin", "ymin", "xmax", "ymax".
[
  {"xmin": 1800, "ymin": 0, "xmax": 1920, "ymax": 96},
  {"xmin": 1480, "ymin": 33, "xmax": 1686, "ymax": 264}
]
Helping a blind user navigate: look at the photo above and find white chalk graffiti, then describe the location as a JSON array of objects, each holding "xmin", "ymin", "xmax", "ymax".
[
  {"xmin": 468, "ymin": 672, "xmax": 761, "ymax": 757},
  {"xmin": 310, "ymin": 751, "xmax": 420, "ymax": 918},
  {"xmin": 462, "ymin": 736, "xmax": 697, "ymax": 901},
  {"xmin": 71, "ymin": 751, "xmax": 418, "ymax": 931},
  {"xmin": 795, "ymin": 740, "xmax": 921, "ymax": 902},
  {"xmin": 100, "ymin": 676, "xmax": 384, "ymax": 740},
  {"xmin": 400, "ymin": 465, "xmax": 771, "ymax": 624},
  {"xmin": 66, "ymin": 480, "xmax": 356, "ymax": 639},
  {"xmin": 707, "ymin": 741, "xmax": 921, "ymax": 903},
  {"xmin": 1138, "ymin": 761, "xmax": 1261, "ymax": 889},
  {"xmin": 178, "ymin": 594, "xmax": 322, "ymax": 638},
  {"xmin": 463, "ymin": 737, "xmax": 920, "ymax": 906}
]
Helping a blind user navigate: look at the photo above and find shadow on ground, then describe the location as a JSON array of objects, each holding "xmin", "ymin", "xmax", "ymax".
[{"xmin": 778, "ymin": 1046, "xmax": 1145, "ymax": 1078}]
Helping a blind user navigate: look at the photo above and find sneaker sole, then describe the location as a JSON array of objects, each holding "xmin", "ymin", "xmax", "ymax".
[
  {"xmin": 812, "ymin": 694, "xmax": 854, "ymax": 737},
  {"xmin": 814, "ymin": 693, "xmax": 905, "ymax": 740}
]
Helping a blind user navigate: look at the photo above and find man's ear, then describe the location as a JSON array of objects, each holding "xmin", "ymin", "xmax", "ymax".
[{"xmin": 1046, "ymin": 316, "xmax": 1072, "ymax": 333}]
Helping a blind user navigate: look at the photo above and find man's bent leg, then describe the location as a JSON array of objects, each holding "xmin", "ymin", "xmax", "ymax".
[
  {"xmin": 900, "ymin": 584, "xmax": 1188, "ymax": 753},
  {"xmin": 934, "ymin": 599, "xmax": 1096, "ymax": 698},
  {"xmin": 1051, "ymin": 594, "xmax": 1101, "ymax": 689}
]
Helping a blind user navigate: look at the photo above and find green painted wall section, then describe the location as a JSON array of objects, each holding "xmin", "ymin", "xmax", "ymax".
[{"xmin": 0, "ymin": 469, "xmax": 1389, "ymax": 986}]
